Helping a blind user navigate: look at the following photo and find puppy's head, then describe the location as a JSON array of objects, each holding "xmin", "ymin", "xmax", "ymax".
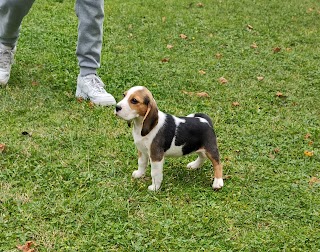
[{"xmin": 115, "ymin": 86, "xmax": 158, "ymax": 136}]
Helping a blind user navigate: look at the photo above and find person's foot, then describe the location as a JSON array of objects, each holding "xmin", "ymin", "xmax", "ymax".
[
  {"xmin": 0, "ymin": 44, "xmax": 16, "ymax": 86},
  {"xmin": 76, "ymin": 74, "xmax": 116, "ymax": 106}
]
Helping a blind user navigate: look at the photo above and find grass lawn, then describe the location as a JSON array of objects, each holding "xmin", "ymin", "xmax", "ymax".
[{"xmin": 1, "ymin": 0, "xmax": 320, "ymax": 251}]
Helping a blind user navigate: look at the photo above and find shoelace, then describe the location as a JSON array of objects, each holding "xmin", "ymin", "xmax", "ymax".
[
  {"xmin": 89, "ymin": 76, "xmax": 106, "ymax": 93},
  {"xmin": 0, "ymin": 49, "xmax": 14, "ymax": 69}
]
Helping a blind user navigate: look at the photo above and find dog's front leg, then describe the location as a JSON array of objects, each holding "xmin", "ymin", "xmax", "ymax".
[
  {"xmin": 148, "ymin": 158, "xmax": 164, "ymax": 191},
  {"xmin": 132, "ymin": 151, "xmax": 148, "ymax": 178}
]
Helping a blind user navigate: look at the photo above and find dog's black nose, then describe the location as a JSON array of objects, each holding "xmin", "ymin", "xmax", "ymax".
[{"xmin": 115, "ymin": 105, "xmax": 122, "ymax": 112}]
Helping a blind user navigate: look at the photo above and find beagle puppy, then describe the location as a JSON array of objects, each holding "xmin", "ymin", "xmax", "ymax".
[{"xmin": 115, "ymin": 86, "xmax": 223, "ymax": 191}]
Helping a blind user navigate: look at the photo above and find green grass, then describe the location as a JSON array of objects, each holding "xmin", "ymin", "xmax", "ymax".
[{"xmin": 1, "ymin": 0, "xmax": 320, "ymax": 251}]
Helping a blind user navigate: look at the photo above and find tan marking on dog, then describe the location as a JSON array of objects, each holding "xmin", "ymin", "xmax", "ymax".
[
  {"xmin": 127, "ymin": 89, "xmax": 150, "ymax": 117},
  {"xmin": 206, "ymin": 152, "xmax": 223, "ymax": 179}
]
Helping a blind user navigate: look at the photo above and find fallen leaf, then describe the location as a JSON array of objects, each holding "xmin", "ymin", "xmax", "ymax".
[
  {"xmin": 257, "ymin": 76, "xmax": 264, "ymax": 81},
  {"xmin": 309, "ymin": 176, "xmax": 320, "ymax": 186},
  {"xmin": 219, "ymin": 77, "xmax": 228, "ymax": 84},
  {"xmin": 167, "ymin": 44, "xmax": 174, "ymax": 49},
  {"xmin": 286, "ymin": 48, "xmax": 292, "ymax": 52},
  {"xmin": 232, "ymin": 102, "xmax": 240, "ymax": 107},
  {"xmin": 182, "ymin": 90, "xmax": 209, "ymax": 98},
  {"xmin": 269, "ymin": 154, "xmax": 275, "ymax": 160},
  {"xmin": 196, "ymin": 92, "xmax": 209, "ymax": 97},
  {"xmin": 274, "ymin": 148, "xmax": 280, "ymax": 153},
  {"xmin": 128, "ymin": 24, "xmax": 133, "ymax": 30},
  {"xmin": 77, "ymin": 97, "xmax": 84, "ymax": 103},
  {"xmin": 179, "ymin": 34, "xmax": 188, "ymax": 39},
  {"xmin": 199, "ymin": 70, "xmax": 206, "ymax": 75},
  {"xmin": 161, "ymin": 58, "xmax": 170, "ymax": 63},
  {"xmin": 275, "ymin": 91, "xmax": 286, "ymax": 98},
  {"xmin": 304, "ymin": 133, "xmax": 311, "ymax": 139},
  {"xmin": 196, "ymin": 2, "xmax": 204, "ymax": 7},
  {"xmin": 251, "ymin": 42, "xmax": 258, "ymax": 49},
  {"xmin": 304, "ymin": 150, "xmax": 314, "ymax": 157},
  {"xmin": 88, "ymin": 101, "xmax": 95, "ymax": 109},
  {"xmin": 247, "ymin": 24, "xmax": 254, "ymax": 30},
  {"xmin": 162, "ymin": 16, "xmax": 166, "ymax": 23},
  {"xmin": 31, "ymin": 81, "xmax": 39, "ymax": 86},
  {"xmin": 307, "ymin": 7, "xmax": 314, "ymax": 13},
  {"xmin": 215, "ymin": 53, "xmax": 222, "ymax": 59},
  {"xmin": 0, "ymin": 143, "xmax": 6, "ymax": 153},
  {"xmin": 273, "ymin": 47, "xmax": 281, "ymax": 53},
  {"xmin": 22, "ymin": 131, "xmax": 31, "ymax": 136},
  {"xmin": 17, "ymin": 241, "xmax": 35, "ymax": 252}
]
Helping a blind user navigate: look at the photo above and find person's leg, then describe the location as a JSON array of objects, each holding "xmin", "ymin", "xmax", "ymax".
[
  {"xmin": 75, "ymin": 0, "xmax": 115, "ymax": 106},
  {"xmin": 0, "ymin": 0, "xmax": 35, "ymax": 85}
]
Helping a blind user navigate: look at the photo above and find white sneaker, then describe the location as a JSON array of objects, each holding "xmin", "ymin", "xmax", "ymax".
[
  {"xmin": 0, "ymin": 44, "xmax": 16, "ymax": 86},
  {"xmin": 76, "ymin": 74, "xmax": 116, "ymax": 106}
]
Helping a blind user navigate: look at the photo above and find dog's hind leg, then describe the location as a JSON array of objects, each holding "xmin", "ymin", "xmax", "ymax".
[
  {"xmin": 205, "ymin": 147, "xmax": 223, "ymax": 190},
  {"xmin": 187, "ymin": 150, "xmax": 206, "ymax": 169}
]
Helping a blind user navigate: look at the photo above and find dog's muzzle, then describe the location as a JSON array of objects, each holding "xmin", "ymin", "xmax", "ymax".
[{"xmin": 115, "ymin": 105, "xmax": 122, "ymax": 112}]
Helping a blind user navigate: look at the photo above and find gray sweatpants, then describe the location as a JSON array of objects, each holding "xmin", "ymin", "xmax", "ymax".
[{"xmin": 0, "ymin": 0, "xmax": 104, "ymax": 76}]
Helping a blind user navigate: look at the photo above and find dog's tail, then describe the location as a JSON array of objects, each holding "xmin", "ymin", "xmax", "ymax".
[{"xmin": 188, "ymin": 113, "xmax": 214, "ymax": 128}]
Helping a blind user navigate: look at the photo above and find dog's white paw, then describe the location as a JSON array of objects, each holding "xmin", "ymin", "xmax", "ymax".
[
  {"xmin": 212, "ymin": 178, "xmax": 224, "ymax": 190},
  {"xmin": 132, "ymin": 170, "xmax": 144, "ymax": 179},
  {"xmin": 187, "ymin": 160, "xmax": 201, "ymax": 169},
  {"xmin": 148, "ymin": 184, "xmax": 160, "ymax": 191}
]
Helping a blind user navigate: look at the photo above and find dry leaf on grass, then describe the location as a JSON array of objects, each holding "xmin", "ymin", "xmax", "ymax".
[
  {"xmin": 88, "ymin": 101, "xmax": 95, "ymax": 109},
  {"xmin": 232, "ymin": 102, "xmax": 240, "ymax": 107},
  {"xmin": 17, "ymin": 241, "xmax": 35, "ymax": 252},
  {"xmin": 304, "ymin": 150, "xmax": 314, "ymax": 157},
  {"xmin": 274, "ymin": 148, "xmax": 280, "ymax": 153},
  {"xmin": 275, "ymin": 91, "xmax": 287, "ymax": 98},
  {"xmin": 199, "ymin": 70, "xmax": 206, "ymax": 75},
  {"xmin": 251, "ymin": 43, "xmax": 258, "ymax": 49},
  {"xmin": 31, "ymin": 81, "xmax": 39, "ymax": 86},
  {"xmin": 196, "ymin": 92, "xmax": 209, "ymax": 97},
  {"xmin": 304, "ymin": 133, "xmax": 311, "ymax": 139},
  {"xmin": 0, "ymin": 143, "xmax": 6, "ymax": 153},
  {"xmin": 166, "ymin": 44, "xmax": 174, "ymax": 49},
  {"xmin": 273, "ymin": 47, "xmax": 281, "ymax": 53},
  {"xmin": 77, "ymin": 97, "xmax": 84, "ymax": 103},
  {"xmin": 161, "ymin": 58, "xmax": 170, "ymax": 63},
  {"xmin": 307, "ymin": 8, "xmax": 314, "ymax": 13},
  {"xmin": 182, "ymin": 90, "xmax": 209, "ymax": 98},
  {"xmin": 22, "ymin": 131, "xmax": 32, "ymax": 137},
  {"xmin": 219, "ymin": 77, "xmax": 228, "ymax": 84},
  {"xmin": 247, "ymin": 24, "xmax": 254, "ymax": 30},
  {"xmin": 309, "ymin": 177, "xmax": 320, "ymax": 186},
  {"xmin": 162, "ymin": 16, "xmax": 166, "ymax": 23},
  {"xmin": 179, "ymin": 34, "xmax": 188, "ymax": 39},
  {"xmin": 257, "ymin": 76, "xmax": 264, "ymax": 81},
  {"xmin": 196, "ymin": 2, "xmax": 204, "ymax": 7},
  {"xmin": 215, "ymin": 53, "xmax": 222, "ymax": 59}
]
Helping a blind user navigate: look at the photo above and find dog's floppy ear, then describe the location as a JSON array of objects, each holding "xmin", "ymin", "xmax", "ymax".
[{"xmin": 141, "ymin": 96, "xmax": 158, "ymax": 136}]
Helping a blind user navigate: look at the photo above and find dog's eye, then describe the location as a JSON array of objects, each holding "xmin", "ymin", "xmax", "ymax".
[
  {"xmin": 131, "ymin": 98, "xmax": 138, "ymax": 104},
  {"xmin": 123, "ymin": 93, "xmax": 126, "ymax": 97}
]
